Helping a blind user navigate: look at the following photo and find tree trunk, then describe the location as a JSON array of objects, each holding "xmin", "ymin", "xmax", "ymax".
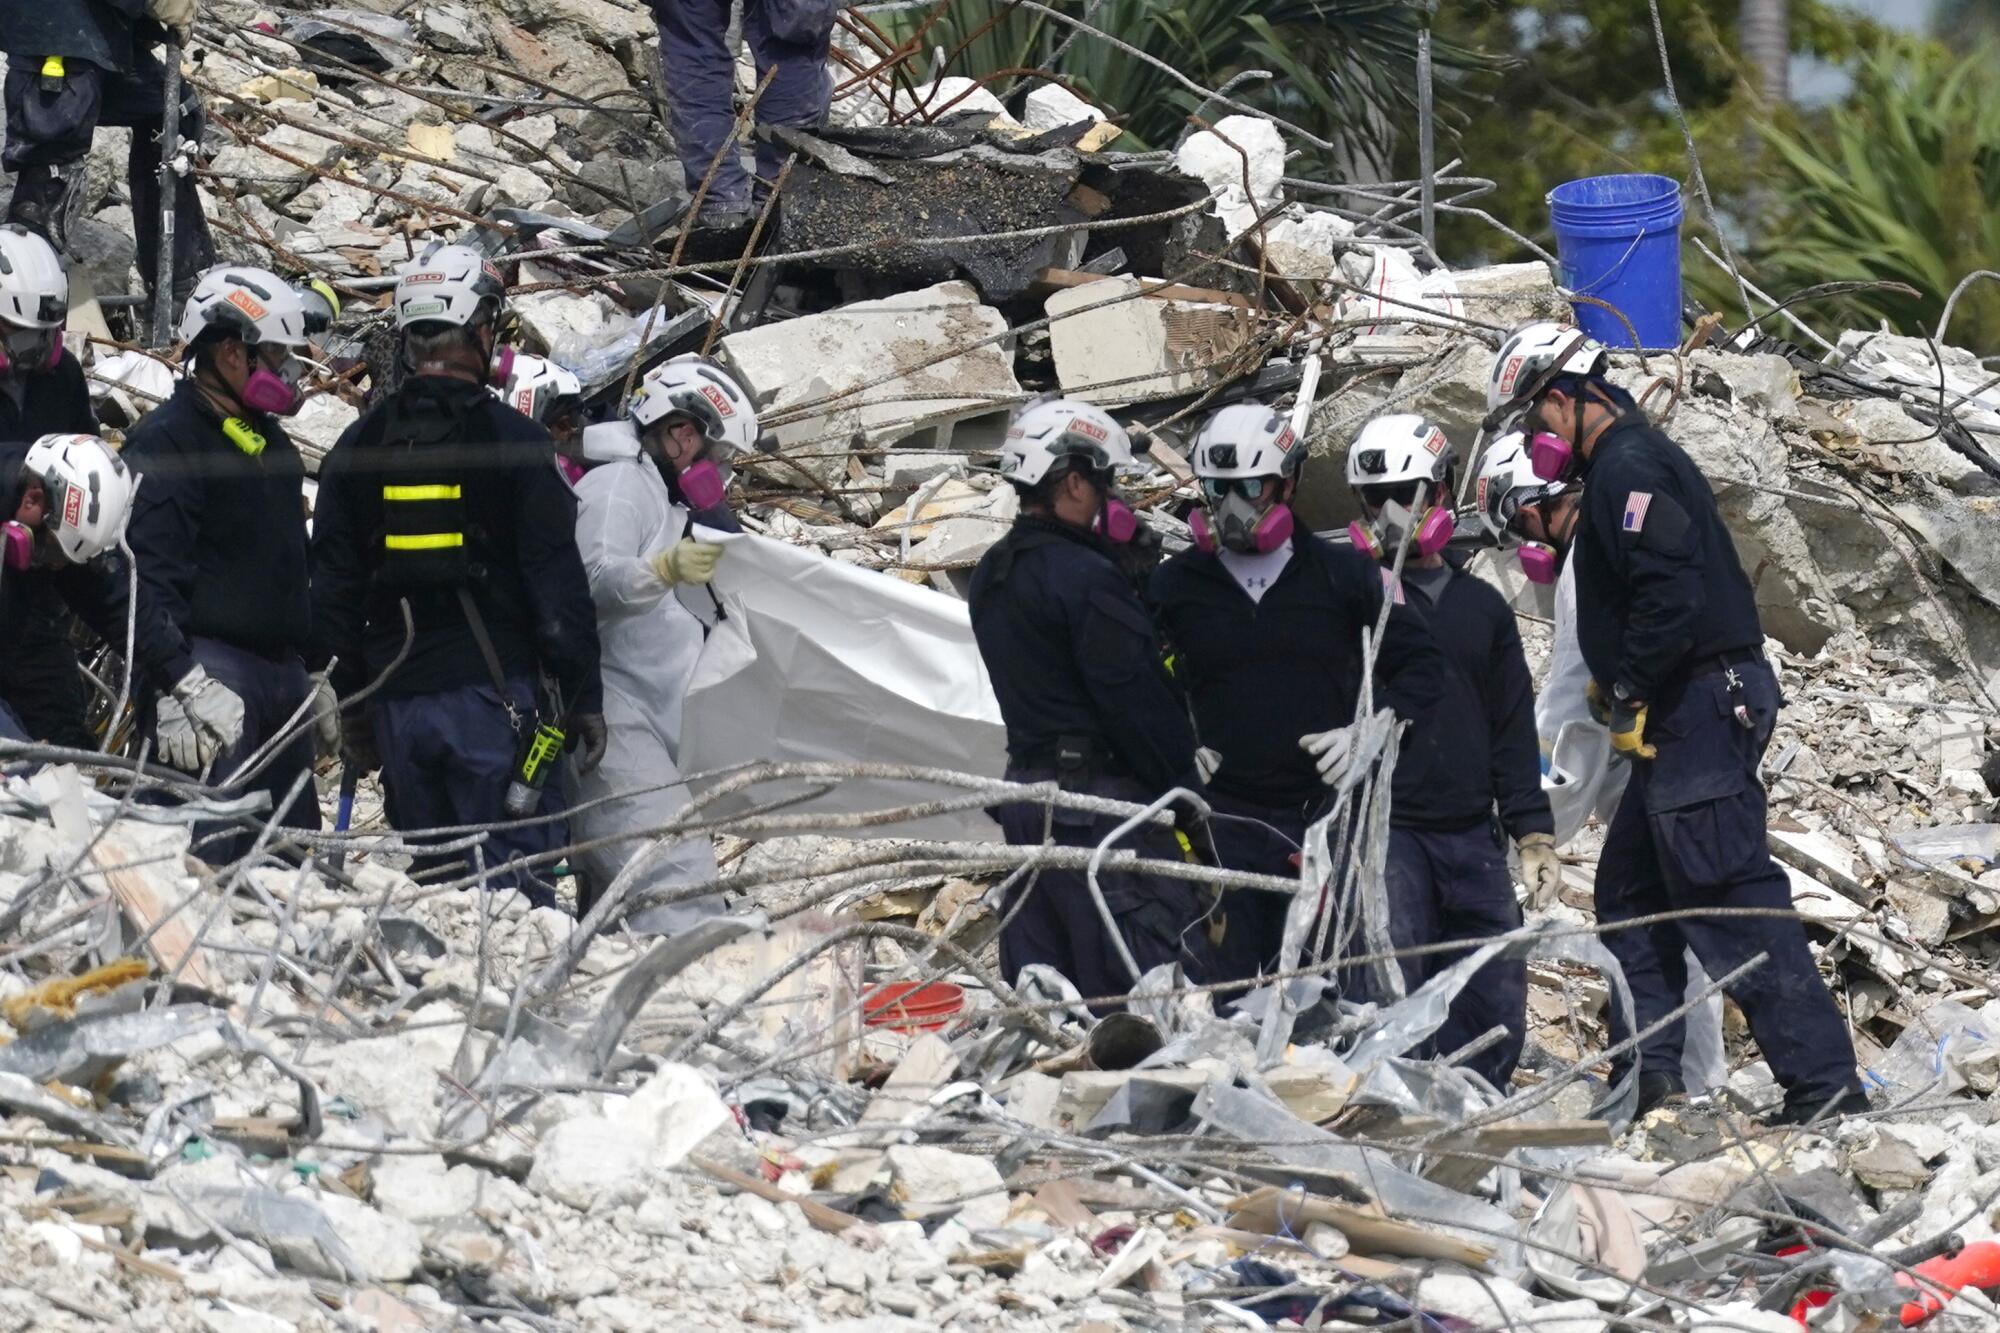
[{"xmin": 1740, "ymin": 0, "xmax": 1790, "ymax": 105}]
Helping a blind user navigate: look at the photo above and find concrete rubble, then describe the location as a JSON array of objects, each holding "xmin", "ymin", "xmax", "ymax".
[{"xmin": 8, "ymin": 0, "xmax": 2000, "ymax": 1329}]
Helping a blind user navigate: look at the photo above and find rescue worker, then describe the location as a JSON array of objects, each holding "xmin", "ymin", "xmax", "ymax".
[
  {"xmin": 1, "ymin": 0, "xmax": 214, "ymax": 300},
  {"xmin": 649, "ymin": 0, "xmax": 836, "ymax": 227},
  {"xmin": 124, "ymin": 266, "xmax": 331, "ymax": 858},
  {"xmin": 564, "ymin": 355, "xmax": 755, "ymax": 922},
  {"xmin": 969, "ymin": 397, "xmax": 1212, "ymax": 1000},
  {"xmin": 1343, "ymin": 414, "xmax": 1556, "ymax": 1088},
  {"xmin": 1148, "ymin": 402, "xmax": 1445, "ymax": 984},
  {"xmin": 1487, "ymin": 321, "xmax": 1866, "ymax": 1123},
  {"xmin": 310, "ymin": 244, "xmax": 605, "ymax": 907},
  {"xmin": 0, "ymin": 224, "xmax": 101, "ymax": 748},
  {"xmin": 495, "ymin": 353, "xmax": 587, "ymax": 487},
  {"xmin": 0, "ymin": 433, "xmax": 152, "ymax": 746}
]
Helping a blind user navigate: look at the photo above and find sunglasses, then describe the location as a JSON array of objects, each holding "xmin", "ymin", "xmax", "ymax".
[
  {"xmin": 1357, "ymin": 480, "xmax": 1426, "ymax": 509},
  {"xmin": 1199, "ymin": 477, "xmax": 1270, "ymax": 502}
]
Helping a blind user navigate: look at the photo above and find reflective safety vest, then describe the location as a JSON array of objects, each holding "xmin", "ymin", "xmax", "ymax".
[{"xmin": 379, "ymin": 477, "xmax": 471, "ymax": 586}]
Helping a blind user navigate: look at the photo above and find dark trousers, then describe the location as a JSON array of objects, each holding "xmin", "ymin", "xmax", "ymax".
[
  {"xmin": 368, "ymin": 678, "xmax": 564, "ymax": 908},
  {"xmin": 152, "ymin": 636, "xmax": 321, "ymax": 864},
  {"xmin": 1595, "ymin": 656, "xmax": 1859, "ymax": 1113},
  {"xmin": 1202, "ymin": 790, "xmax": 1309, "ymax": 984},
  {"xmin": 992, "ymin": 767, "xmax": 1213, "ymax": 1007},
  {"xmin": 1385, "ymin": 821, "xmax": 1527, "ymax": 1089},
  {"xmin": 3, "ymin": 50, "xmax": 214, "ymax": 295},
  {"xmin": 0, "ymin": 615, "xmax": 91, "ymax": 749},
  {"xmin": 650, "ymin": 0, "xmax": 833, "ymax": 208}
]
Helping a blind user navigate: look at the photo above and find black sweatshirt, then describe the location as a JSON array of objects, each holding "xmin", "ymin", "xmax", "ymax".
[
  {"xmin": 309, "ymin": 376, "xmax": 603, "ymax": 713},
  {"xmin": 1574, "ymin": 417, "xmax": 1764, "ymax": 700},
  {"xmin": 970, "ymin": 515, "xmax": 1198, "ymax": 795},
  {"xmin": 122, "ymin": 379, "xmax": 313, "ymax": 685},
  {"xmin": 0, "ymin": 352, "xmax": 95, "ymax": 444},
  {"xmin": 1391, "ymin": 557, "xmax": 1554, "ymax": 840},
  {"xmin": 1149, "ymin": 534, "xmax": 1448, "ymax": 810}
]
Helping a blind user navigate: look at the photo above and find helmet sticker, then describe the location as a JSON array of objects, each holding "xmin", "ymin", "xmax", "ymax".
[
  {"xmin": 1274, "ymin": 425, "xmax": 1296, "ymax": 453},
  {"xmin": 699, "ymin": 383, "xmax": 735, "ymax": 418},
  {"xmin": 225, "ymin": 289, "xmax": 268, "ymax": 322},
  {"xmin": 1497, "ymin": 355, "xmax": 1524, "ymax": 398},
  {"xmin": 1475, "ymin": 475, "xmax": 1489, "ymax": 511},
  {"xmin": 400, "ymin": 299, "xmax": 446, "ymax": 318},
  {"xmin": 1071, "ymin": 417, "xmax": 1108, "ymax": 443},
  {"xmin": 62, "ymin": 482, "xmax": 81, "ymax": 529},
  {"xmin": 402, "ymin": 271, "xmax": 446, "ymax": 285},
  {"xmin": 1423, "ymin": 429, "xmax": 1446, "ymax": 456}
]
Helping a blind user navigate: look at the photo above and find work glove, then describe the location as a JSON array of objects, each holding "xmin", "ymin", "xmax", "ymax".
[
  {"xmin": 308, "ymin": 677, "xmax": 341, "ymax": 759},
  {"xmin": 1194, "ymin": 746, "xmax": 1221, "ymax": 785},
  {"xmin": 1516, "ymin": 831, "xmax": 1562, "ymax": 910},
  {"xmin": 650, "ymin": 538, "xmax": 724, "ymax": 588},
  {"xmin": 1585, "ymin": 678, "xmax": 1612, "ymax": 726},
  {"xmin": 1299, "ymin": 725, "xmax": 1356, "ymax": 787},
  {"xmin": 1607, "ymin": 698, "xmax": 1656, "ymax": 761},
  {"xmin": 157, "ymin": 665, "xmax": 245, "ymax": 771},
  {"xmin": 571, "ymin": 712, "xmax": 608, "ymax": 774},
  {"xmin": 145, "ymin": 0, "xmax": 197, "ymax": 38}
]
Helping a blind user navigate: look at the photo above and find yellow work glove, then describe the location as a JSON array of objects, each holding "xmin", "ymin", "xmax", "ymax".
[
  {"xmin": 1585, "ymin": 678, "xmax": 1612, "ymax": 726},
  {"xmin": 1607, "ymin": 698, "xmax": 1656, "ymax": 761},
  {"xmin": 650, "ymin": 538, "xmax": 724, "ymax": 588},
  {"xmin": 1516, "ymin": 831, "xmax": 1562, "ymax": 910}
]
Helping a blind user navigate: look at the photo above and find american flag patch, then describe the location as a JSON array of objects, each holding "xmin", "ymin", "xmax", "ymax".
[{"xmin": 1623, "ymin": 491, "xmax": 1652, "ymax": 532}]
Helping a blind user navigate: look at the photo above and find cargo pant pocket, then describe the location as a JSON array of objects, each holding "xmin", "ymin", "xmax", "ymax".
[{"xmin": 1651, "ymin": 787, "xmax": 1768, "ymax": 888}]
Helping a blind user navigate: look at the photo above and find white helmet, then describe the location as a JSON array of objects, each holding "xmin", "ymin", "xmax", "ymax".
[
  {"xmin": 1473, "ymin": 432, "xmax": 1567, "ymax": 543},
  {"xmin": 998, "ymin": 397, "xmax": 1132, "ymax": 486},
  {"xmin": 394, "ymin": 243, "xmax": 506, "ymax": 332},
  {"xmin": 23, "ymin": 434, "xmax": 134, "ymax": 563},
  {"xmin": 629, "ymin": 355, "xmax": 759, "ymax": 456},
  {"xmin": 0, "ymin": 225, "xmax": 68, "ymax": 330},
  {"xmin": 495, "ymin": 353, "xmax": 581, "ymax": 425},
  {"xmin": 178, "ymin": 266, "xmax": 311, "ymax": 351},
  {"xmin": 1345, "ymin": 413, "xmax": 1452, "ymax": 490},
  {"xmin": 1486, "ymin": 320, "xmax": 1607, "ymax": 419},
  {"xmin": 1189, "ymin": 402, "xmax": 1302, "ymax": 482}
]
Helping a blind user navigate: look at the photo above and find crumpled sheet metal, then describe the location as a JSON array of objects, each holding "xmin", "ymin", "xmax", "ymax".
[
  {"xmin": 174, "ymin": 1185, "xmax": 364, "ymax": 1282},
  {"xmin": 0, "ymin": 1003, "xmax": 322, "ymax": 1144}
]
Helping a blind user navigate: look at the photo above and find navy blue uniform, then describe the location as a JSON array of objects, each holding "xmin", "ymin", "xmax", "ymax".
[
  {"xmin": 124, "ymin": 380, "xmax": 320, "ymax": 856},
  {"xmin": 311, "ymin": 376, "xmax": 602, "ymax": 904},
  {"xmin": 1577, "ymin": 417, "xmax": 1859, "ymax": 1115},
  {"xmin": 1386, "ymin": 558, "xmax": 1552, "ymax": 1089},
  {"xmin": 0, "ymin": 353, "xmax": 103, "ymax": 747},
  {"xmin": 1150, "ymin": 534, "xmax": 1447, "ymax": 982},
  {"xmin": 970, "ymin": 515, "xmax": 1212, "ymax": 1001}
]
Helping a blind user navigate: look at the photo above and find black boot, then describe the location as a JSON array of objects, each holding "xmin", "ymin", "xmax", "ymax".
[
  {"xmin": 1635, "ymin": 1071, "xmax": 1687, "ymax": 1117},
  {"xmin": 1768, "ymin": 1083, "xmax": 1872, "ymax": 1128},
  {"xmin": 6, "ymin": 164, "xmax": 84, "ymax": 254}
]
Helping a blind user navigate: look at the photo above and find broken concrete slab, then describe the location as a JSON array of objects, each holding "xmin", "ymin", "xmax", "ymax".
[
  {"xmin": 1045, "ymin": 274, "xmax": 1251, "ymax": 407},
  {"xmin": 720, "ymin": 280, "xmax": 1022, "ymax": 481}
]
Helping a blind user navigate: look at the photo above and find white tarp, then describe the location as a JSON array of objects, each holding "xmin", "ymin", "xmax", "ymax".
[{"xmin": 677, "ymin": 527, "xmax": 1008, "ymax": 839}]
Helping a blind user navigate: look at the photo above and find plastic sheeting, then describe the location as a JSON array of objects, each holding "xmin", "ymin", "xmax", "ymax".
[{"xmin": 678, "ymin": 527, "xmax": 1008, "ymax": 839}]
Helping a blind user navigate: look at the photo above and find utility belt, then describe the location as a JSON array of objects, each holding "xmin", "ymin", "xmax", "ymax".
[{"xmin": 1015, "ymin": 734, "xmax": 1129, "ymax": 790}]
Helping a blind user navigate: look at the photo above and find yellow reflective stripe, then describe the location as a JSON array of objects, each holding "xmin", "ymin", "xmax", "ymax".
[
  {"xmin": 41, "ymin": 57, "xmax": 65, "ymax": 79},
  {"xmin": 384, "ymin": 533, "xmax": 464, "ymax": 550},
  {"xmin": 382, "ymin": 484, "xmax": 461, "ymax": 501}
]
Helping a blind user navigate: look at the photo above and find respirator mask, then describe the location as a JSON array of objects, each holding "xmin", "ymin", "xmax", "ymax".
[
  {"xmin": 0, "ymin": 324, "xmax": 62, "ymax": 377},
  {"xmin": 1191, "ymin": 476, "xmax": 1292, "ymax": 554},
  {"xmin": 1347, "ymin": 480, "xmax": 1453, "ymax": 561},
  {"xmin": 239, "ymin": 345, "xmax": 308, "ymax": 417}
]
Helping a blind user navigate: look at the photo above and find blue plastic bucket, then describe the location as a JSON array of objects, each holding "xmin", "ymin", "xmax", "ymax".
[{"xmin": 1547, "ymin": 174, "xmax": 1684, "ymax": 351}]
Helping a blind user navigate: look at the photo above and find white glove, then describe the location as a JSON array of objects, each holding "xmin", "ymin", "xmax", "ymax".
[
  {"xmin": 1195, "ymin": 747, "xmax": 1221, "ymax": 785},
  {"xmin": 146, "ymin": 0, "xmax": 198, "ymax": 30},
  {"xmin": 309, "ymin": 677, "xmax": 341, "ymax": 759},
  {"xmin": 1298, "ymin": 726, "xmax": 1355, "ymax": 787},
  {"xmin": 158, "ymin": 664, "xmax": 245, "ymax": 771},
  {"xmin": 1517, "ymin": 832, "xmax": 1563, "ymax": 910}
]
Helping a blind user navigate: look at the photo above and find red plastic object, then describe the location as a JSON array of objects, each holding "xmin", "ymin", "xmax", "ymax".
[
  {"xmin": 861, "ymin": 981, "xmax": 966, "ymax": 1033},
  {"xmin": 1896, "ymin": 1240, "xmax": 2000, "ymax": 1326}
]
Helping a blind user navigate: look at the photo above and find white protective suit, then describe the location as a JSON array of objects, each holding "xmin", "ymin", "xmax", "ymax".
[
  {"xmin": 1539, "ymin": 552, "xmax": 1727, "ymax": 1093},
  {"xmin": 569, "ymin": 425, "xmax": 721, "ymax": 929}
]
